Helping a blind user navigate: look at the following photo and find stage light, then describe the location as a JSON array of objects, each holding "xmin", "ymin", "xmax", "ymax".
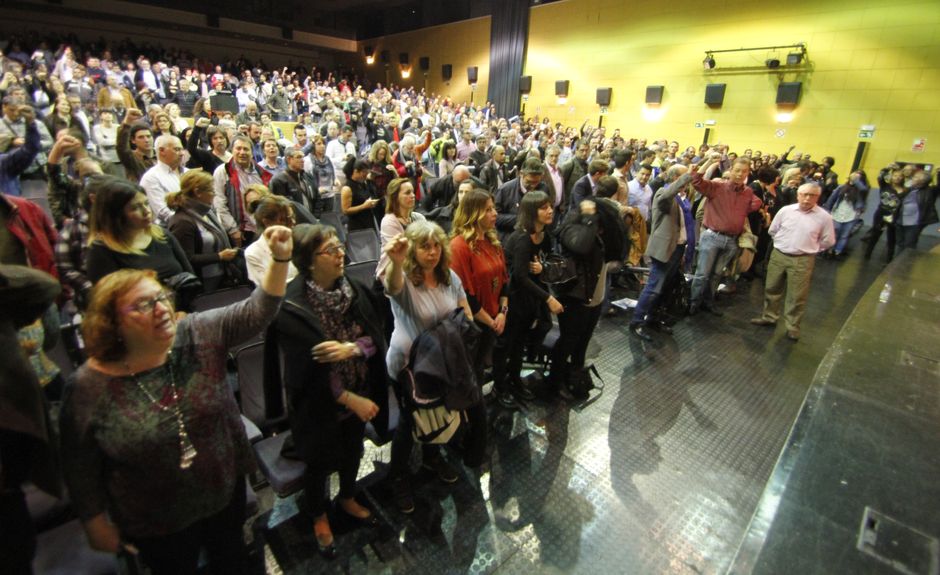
[
  {"xmin": 703, "ymin": 54, "xmax": 716, "ymax": 70},
  {"xmin": 787, "ymin": 52, "xmax": 803, "ymax": 65},
  {"xmin": 766, "ymin": 58, "xmax": 781, "ymax": 69}
]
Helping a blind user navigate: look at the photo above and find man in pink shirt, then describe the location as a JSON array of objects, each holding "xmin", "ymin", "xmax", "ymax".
[{"xmin": 750, "ymin": 182, "xmax": 835, "ymax": 340}]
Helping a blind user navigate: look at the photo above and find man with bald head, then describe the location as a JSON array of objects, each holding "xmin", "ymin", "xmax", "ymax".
[
  {"xmin": 750, "ymin": 182, "xmax": 834, "ymax": 340},
  {"xmin": 422, "ymin": 164, "xmax": 472, "ymax": 211}
]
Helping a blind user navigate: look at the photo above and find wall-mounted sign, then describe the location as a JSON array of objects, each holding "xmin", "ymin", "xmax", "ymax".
[
  {"xmin": 775, "ymin": 129, "xmax": 786, "ymax": 138},
  {"xmin": 859, "ymin": 130, "xmax": 874, "ymax": 140},
  {"xmin": 912, "ymin": 138, "xmax": 926, "ymax": 153}
]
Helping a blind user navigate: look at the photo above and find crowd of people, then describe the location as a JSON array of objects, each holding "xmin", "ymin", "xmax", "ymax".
[{"xmin": 2, "ymin": 30, "xmax": 939, "ymax": 574}]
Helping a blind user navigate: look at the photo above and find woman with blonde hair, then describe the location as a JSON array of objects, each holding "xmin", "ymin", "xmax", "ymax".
[
  {"xmin": 449, "ymin": 189, "xmax": 509, "ymax": 395},
  {"xmin": 167, "ymin": 170, "xmax": 242, "ymax": 291}
]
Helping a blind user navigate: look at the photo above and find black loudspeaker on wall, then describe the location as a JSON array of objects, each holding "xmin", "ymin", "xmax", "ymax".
[
  {"xmin": 419, "ymin": 57, "xmax": 430, "ymax": 71},
  {"xmin": 442, "ymin": 64, "xmax": 453, "ymax": 80},
  {"xmin": 467, "ymin": 66, "xmax": 479, "ymax": 84},
  {"xmin": 519, "ymin": 76, "xmax": 532, "ymax": 94},
  {"xmin": 645, "ymin": 85, "xmax": 664, "ymax": 104},
  {"xmin": 399, "ymin": 53, "xmax": 409, "ymax": 65},
  {"xmin": 596, "ymin": 87, "xmax": 612, "ymax": 106},
  {"xmin": 555, "ymin": 80, "xmax": 569, "ymax": 97},
  {"xmin": 705, "ymin": 83, "xmax": 726, "ymax": 106},
  {"xmin": 776, "ymin": 82, "xmax": 802, "ymax": 105}
]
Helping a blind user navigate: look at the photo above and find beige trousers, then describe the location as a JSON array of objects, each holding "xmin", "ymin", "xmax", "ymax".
[{"xmin": 760, "ymin": 249, "xmax": 816, "ymax": 335}]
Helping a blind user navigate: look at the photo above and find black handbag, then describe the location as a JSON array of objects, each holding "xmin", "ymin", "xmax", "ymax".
[{"xmin": 540, "ymin": 253, "xmax": 577, "ymax": 285}]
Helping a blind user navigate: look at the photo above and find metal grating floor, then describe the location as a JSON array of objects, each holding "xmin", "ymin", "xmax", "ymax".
[{"xmin": 257, "ymin": 237, "xmax": 939, "ymax": 575}]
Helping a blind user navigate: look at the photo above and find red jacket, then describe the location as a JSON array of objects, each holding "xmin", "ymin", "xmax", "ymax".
[{"xmin": 1, "ymin": 194, "xmax": 58, "ymax": 278}]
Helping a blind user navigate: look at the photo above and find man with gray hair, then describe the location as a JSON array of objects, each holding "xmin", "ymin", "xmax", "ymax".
[
  {"xmin": 495, "ymin": 157, "xmax": 547, "ymax": 238},
  {"xmin": 140, "ymin": 134, "xmax": 186, "ymax": 225},
  {"xmin": 630, "ymin": 165, "xmax": 693, "ymax": 340},
  {"xmin": 750, "ymin": 182, "xmax": 834, "ymax": 341}
]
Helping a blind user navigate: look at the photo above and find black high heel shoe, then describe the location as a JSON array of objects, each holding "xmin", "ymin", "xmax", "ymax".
[
  {"xmin": 316, "ymin": 535, "xmax": 337, "ymax": 560},
  {"xmin": 338, "ymin": 503, "xmax": 381, "ymax": 527}
]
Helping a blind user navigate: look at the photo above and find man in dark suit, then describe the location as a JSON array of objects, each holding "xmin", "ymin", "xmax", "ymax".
[
  {"xmin": 494, "ymin": 157, "xmax": 547, "ymax": 239},
  {"xmin": 270, "ymin": 148, "xmax": 320, "ymax": 214},
  {"xmin": 560, "ymin": 140, "xmax": 589, "ymax": 204},
  {"xmin": 420, "ymin": 165, "xmax": 472, "ymax": 211},
  {"xmin": 478, "ymin": 145, "xmax": 506, "ymax": 195},
  {"xmin": 629, "ymin": 165, "xmax": 693, "ymax": 340},
  {"xmin": 568, "ymin": 159, "xmax": 610, "ymax": 213}
]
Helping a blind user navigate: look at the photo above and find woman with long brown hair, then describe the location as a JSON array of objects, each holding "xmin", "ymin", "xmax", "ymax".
[{"xmin": 449, "ymin": 189, "xmax": 509, "ymax": 399}]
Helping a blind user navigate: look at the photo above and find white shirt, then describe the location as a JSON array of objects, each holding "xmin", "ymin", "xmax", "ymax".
[
  {"xmin": 769, "ymin": 204, "xmax": 836, "ymax": 255},
  {"xmin": 628, "ymin": 179, "xmax": 654, "ymax": 221},
  {"xmin": 245, "ymin": 235, "xmax": 298, "ymax": 286},
  {"xmin": 325, "ymin": 137, "xmax": 355, "ymax": 170},
  {"xmin": 140, "ymin": 161, "xmax": 186, "ymax": 226}
]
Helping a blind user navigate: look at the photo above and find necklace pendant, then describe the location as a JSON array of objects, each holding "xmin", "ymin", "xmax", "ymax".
[{"xmin": 179, "ymin": 428, "xmax": 198, "ymax": 470}]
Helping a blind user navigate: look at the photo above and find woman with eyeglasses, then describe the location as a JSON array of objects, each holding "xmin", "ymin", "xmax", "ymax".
[
  {"xmin": 59, "ymin": 225, "xmax": 293, "ymax": 575},
  {"xmin": 167, "ymin": 169, "xmax": 242, "ymax": 292},
  {"xmin": 245, "ymin": 195, "xmax": 299, "ymax": 286},
  {"xmin": 85, "ymin": 176, "xmax": 194, "ymax": 291},
  {"xmin": 271, "ymin": 224, "xmax": 388, "ymax": 559}
]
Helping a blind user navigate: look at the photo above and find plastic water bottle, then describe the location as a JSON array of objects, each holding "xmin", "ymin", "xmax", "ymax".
[{"xmin": 878, "ymin": 282, "xmax": 892, "ymax": 303}]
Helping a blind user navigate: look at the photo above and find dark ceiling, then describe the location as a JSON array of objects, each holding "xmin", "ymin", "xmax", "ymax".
[{"xmin": 124, "ymin": 0, "xmax": 497, "ymax": 40}]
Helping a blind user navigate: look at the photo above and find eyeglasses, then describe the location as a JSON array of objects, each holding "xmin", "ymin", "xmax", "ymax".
[
  {"xmin": 315, "ymin": 244, "xmax": 345, "ymax": 257},
  {"xmin": 124, "ymin": 291, "xmax": 174, "ymax": 314}
]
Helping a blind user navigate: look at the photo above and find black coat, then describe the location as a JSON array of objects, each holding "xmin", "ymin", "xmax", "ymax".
[{"xmin": 270, "ymin": 276, "xmax": 389, "ymax": 470}]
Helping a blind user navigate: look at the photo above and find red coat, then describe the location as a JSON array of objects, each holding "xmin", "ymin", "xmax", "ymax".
[{"xmin": 1, "ymin": 194, "xmax": 58, "ymax": 278}]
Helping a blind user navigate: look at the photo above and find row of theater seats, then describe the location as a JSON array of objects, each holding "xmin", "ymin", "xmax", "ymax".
[{"xmin": 27, "ymin": 225, "xmax": 389, "ymax": 573}]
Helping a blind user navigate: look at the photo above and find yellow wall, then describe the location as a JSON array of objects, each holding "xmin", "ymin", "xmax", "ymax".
[
  {"xmin": 355, "ymin": 0, "xmax": 940, "ymax": 173},
  {"xmin": 357, "ymin": 17, "xmax": 492, "ymax": 109},
  {"xmin": 524, "ymin": 0, "xmax": 940, "ymax": 172}
]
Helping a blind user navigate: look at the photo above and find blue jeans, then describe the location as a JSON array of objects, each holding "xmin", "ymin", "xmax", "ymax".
[
  {"xmin": 832, "ymin": 220, "xmax": 856, "ymax": 254},
  {"xmin": 631, "ymin": 245, "xmax": 684, "ymax": 325},
  {"xmin": 690, "ymin": 228, "xmax": 739, "ymax": 307}
]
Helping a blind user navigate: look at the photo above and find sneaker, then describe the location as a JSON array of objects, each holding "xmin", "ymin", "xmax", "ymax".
[
  {"xmin": 391, "ymin": 477, "xmax": 415, "ymax": 514},
  {"xmin": 750, "ymin": 317, "xmax": 776, "ymax": 326},
  {"xmin": 422, "ymin": 455, "xmax": 459, "ymax": 484},
  {"xmin": 786, "ymin": 330, "xmax": 800, "ymax": 341}
]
